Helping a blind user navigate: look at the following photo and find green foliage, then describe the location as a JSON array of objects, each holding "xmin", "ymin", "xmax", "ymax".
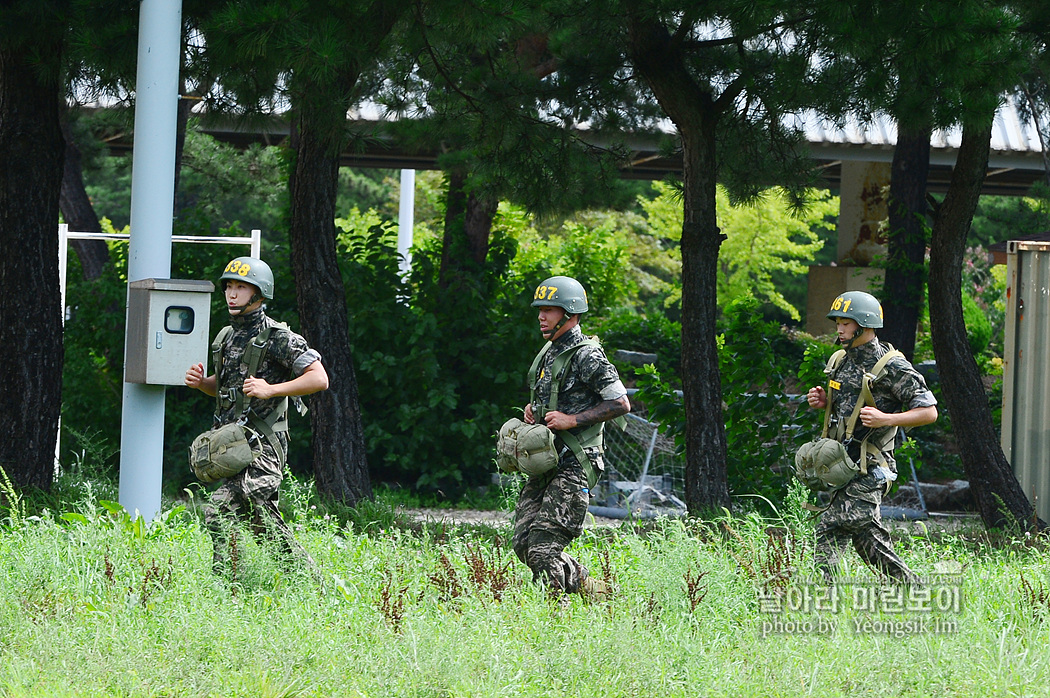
[
  {"xmin": 638, "ymin": 181, "xmax": 836, "ymax": 321},
  {"xmin": 961, "ymin": 245, "xmax": 1007, "ymax": 359},
  {"xmin": 336, "ymin": 210, "xmax": 537, "ymax": 494},
  {"xmin": 60, "ymin": 222, "xmax": 128, "ymax": 473},
  {"xmin": 970, "ymin": 189, "xmax": 1050, "ymax": 248},
  {"xmin": 961, "ymin": 292, "xmax": 993, "ymax": 357},
  {"xmin": 633, "ymin": 364, "xmax": 686, "ymax": 456},
  {"xmin": 718, "ymin": 296, "xmax": 814, "ymax": 500},
  {"xmin": 506, "ymin": 204, "xmax": 639, "ymax": 313},
  {"xmin": 591, "ymin": 312, "xmax": 682, "ymax": 383}
]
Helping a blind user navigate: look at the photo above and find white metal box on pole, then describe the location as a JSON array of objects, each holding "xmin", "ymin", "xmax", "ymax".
[
  {"xmin": 124, "ymin": 279, "xmax": 214, "ymax": 385},
  {"xmin": 1002, "ymin": 241, "xmax": 1050, "ymax": 522}
]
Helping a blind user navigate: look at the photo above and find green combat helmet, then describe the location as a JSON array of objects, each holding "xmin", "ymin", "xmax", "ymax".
[
  {"xmin": 826, "ymin": 290, "xmax": 883, "ymax": 328},
  {"xmin": 531, "ymin": 275, "xmax": 588, "ymax": 314},
  {"xmin": 220, "ymin": 256, "xmax": 274, "ymax": 300}
]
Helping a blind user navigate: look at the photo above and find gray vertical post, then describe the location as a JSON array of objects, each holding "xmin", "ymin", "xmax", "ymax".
[
  {"xmin": 398, "ymin": 169, "xmax": 415, "ymax": 277},
  {"xmin": 118, "ymin": 0, "xmax": 182, "ymax": 522}
]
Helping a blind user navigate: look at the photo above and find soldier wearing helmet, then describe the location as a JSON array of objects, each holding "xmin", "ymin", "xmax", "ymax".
[
  {"xmin": 804, "ymin": 290, "xmax": 937, "ymax": 584},
  {"xmin": 185, "ymin": 256, "xmax": 329, "ymax": 573},
  {"xmin": 512, "ymin": 275, "xmax": 630, "ymax": 602}
]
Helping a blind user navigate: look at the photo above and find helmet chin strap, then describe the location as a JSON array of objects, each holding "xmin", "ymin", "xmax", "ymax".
[
  {"xmin": 840, "ymin": 326, "xmax": 865, "ymax": 349},
  {"xmin": 542, "ymin": 311, "xmax": 574, "ymax": 340},
  {"xmin": 228, "ymin": 292, "xmax": 262, "ymax": 315}
]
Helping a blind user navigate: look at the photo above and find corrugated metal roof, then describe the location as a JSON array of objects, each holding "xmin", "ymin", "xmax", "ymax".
[{"xmin": 797, "ymin": 95, "xmax": 1046, "ymax": 155}]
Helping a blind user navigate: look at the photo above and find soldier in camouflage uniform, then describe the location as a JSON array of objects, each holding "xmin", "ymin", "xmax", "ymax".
[
  {"xmin": 514, "ymin": 276, "xmax": 630, "ymax": 598},
  {"xmin": 805, "ymin": 291, "xmax": 937, "ymax": 584},
  {"xmin": 185, "ymin": 256, "xmax": 329, "ymax": 572}
]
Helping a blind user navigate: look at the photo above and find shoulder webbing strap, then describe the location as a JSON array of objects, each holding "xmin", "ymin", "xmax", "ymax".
[
  {"xmin": 242, "ymin": 326, "xmax": 290, "ymax": 469},
  {"xmin": 819, "ymin": 350, "xmax": 846, "ymax": 439},
  {"xmin": 547, "ymin": 339, "xmax": 600, "ymax": 415},
  {"xmin": 540, "ymin": 338, "xmax": 618, "ymax": 489},
  {"xmin": 210, "ymin": 326, "xmax": 235, "ymax": 417},
  {"xmin": 528, "ymin": 341, "xmax": 553, "ymax": 398},
  {"xmin": 855, "ymin": 348, "xmax": 905, "ymax": 472},
  {"xmin": 232, "ymin": 326, "xmax": 275, "ymax": 417},
  {"xmin": 823, "ymin": 347, "xmax": 905, "ymax": 475}
]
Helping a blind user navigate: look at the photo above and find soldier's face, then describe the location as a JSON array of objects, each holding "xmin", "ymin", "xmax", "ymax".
[
  {"xmin": 537, "ymin": 305, "xmax": 563, "ymax": 338},
  {"xmin": 224, "ymin": 280, "xmax": 262, "ymax": 314},
  {"xmin": 537, "ymin": 305, "xmax": 575, "ymax": 340},
  {"xmin": 834, "ymin": 318, "xmax": 874, "ymax": 347}
]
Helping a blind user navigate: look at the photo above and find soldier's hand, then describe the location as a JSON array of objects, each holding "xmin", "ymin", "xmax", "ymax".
[
  {"xmin": 859, "ymin": 406, "xmax": 891, "ymax": 428},
  {"xmin": 807, "ymin": 386, "xmax": 827, "ymax": 409},
  {"xmin": 523, "ymin": 403, "xmax": 535, "ymax": 424},
  {"xmin": 544, "ymin": 410, "xmax": 577, "ymax": 431},
  {"xmin": 185, "ymin": 363, "xmax": 205, "ymax": 389},
  {"xmin": 242, "ymin": 376, "xmax": 275, "ymax": 399}
]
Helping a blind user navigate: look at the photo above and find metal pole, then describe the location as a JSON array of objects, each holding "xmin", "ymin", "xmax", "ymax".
[
  {"xmin": 56, "ymin": 225, "xmax": 69, "ymax": 472},
  {"xmin": 118, "ymin": 0, "xmax": 182, "ymax": 523},
  {"xmin": 398, "ymin": 169, "xmax": 415, "ymax": 277}
]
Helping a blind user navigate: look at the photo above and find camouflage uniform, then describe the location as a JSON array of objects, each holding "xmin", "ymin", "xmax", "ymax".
[
  {"xmin": 512, "ymin": 325, "xmax": 627, "ymax": 592},
  {"xmin": 815, "ymin": 338, "xmax": 936, "ymax": 583},
  {"xmin": 203, "ymin": 307, "xmax": 321, "ymax": 569}
]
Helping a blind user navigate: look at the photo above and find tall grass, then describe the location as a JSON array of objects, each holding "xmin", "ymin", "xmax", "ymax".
[{"xmin": 2, "ymin": 476, "xmax": 1050, "ymax": 697}]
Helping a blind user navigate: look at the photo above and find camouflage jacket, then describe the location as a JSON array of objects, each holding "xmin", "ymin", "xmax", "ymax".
[
  {"xmin": 826, "ymin": 337, "xmax": 936, "ymax": 474},
  {"xmin": 530, "ymin": 325, "xmax": 627, "ymax": 442},
  {"xmin": 213, "ymin": 308, "xmax": 322, "ymax": 441}
]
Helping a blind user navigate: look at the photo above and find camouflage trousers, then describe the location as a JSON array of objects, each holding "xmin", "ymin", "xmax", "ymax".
[
  {"xmin": 815, "ymin": 474, "xmax": 917, "ymax": 584},
  {"xmin": 512, "ymin": 453, "xmax": 591, "ymax": 593},
  {"xmin": 203, "ymin": 458, "xmax": 313, "ymax": 571}
]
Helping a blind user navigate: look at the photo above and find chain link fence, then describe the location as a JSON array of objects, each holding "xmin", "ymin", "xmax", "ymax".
[
  {"xmin": 591, "ymin": 412, "xmax": 688, "ymax": 519},
  {"xmin": 591, "ymin": 412, "xmax": 929, "ymax": 521}
]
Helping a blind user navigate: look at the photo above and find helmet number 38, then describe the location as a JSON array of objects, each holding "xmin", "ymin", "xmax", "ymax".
[{"xmin": 224, "ymin": 259, "xmax": 251, "ymax": 277}]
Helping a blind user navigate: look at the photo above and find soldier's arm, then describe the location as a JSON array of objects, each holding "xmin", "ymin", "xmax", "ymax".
[
  {"xmin": 544, "ymin": 396, "xmax": 630, "ymax": 430},
  {"xmin": 242, "ymin": 360, "xmax": 329, "ymax": 399},
  {"xmin": 859, "ymin": 404, "xmax": 937, "ymax": 429}
]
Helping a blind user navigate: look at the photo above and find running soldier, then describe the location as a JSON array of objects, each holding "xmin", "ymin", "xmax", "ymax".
[
  {"xmin": 805, "ymin": 291, "xmax": 937, "ymax": 583},
  {"xmin": 514, "ymin": 276, "xmax": 630, "ymax": 600},
  {"xmin": 185, "ymin": 256, "xmax": 328, "ymax": 573}
]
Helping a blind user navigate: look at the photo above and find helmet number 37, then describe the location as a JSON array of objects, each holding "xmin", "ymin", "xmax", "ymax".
[{"xmin": 534, "ymin": 285, "xmax": 559, "ymax": 302}]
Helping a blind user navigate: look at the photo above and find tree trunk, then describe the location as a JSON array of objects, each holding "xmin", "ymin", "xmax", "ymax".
[
  {"xmin": 439, "ymin": 169, "xmax": 497, "ymax": 289},
  {"xmin": 626, "ymin": 15, "xmax": 731, "ymax": 514},
  {"xmin": 678, "ymin": 124, "xmax": 731, "ymax": 514},
  {"xmin": 288, "ymin": 113, "xmax": 372, "ymax": 505},
  {"xmin": 928, "ymin": 115, "xmax": 1041, "ymax": 530},
  {"xmin": 881, "ymin": 126, "xmax": 931, "ymax": 359},
  {"xmin": 0, "ymin": 47, "xmax": 65, "ymax": 491},
  {"xmin": 59, "ymin": 117, "xmax": 109, "ymax": 281}
]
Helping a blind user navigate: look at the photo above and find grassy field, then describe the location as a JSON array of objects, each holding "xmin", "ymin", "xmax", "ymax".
[{"xmin": 2, "ymin": 479, "xmax": 1050, "ymax": 698}]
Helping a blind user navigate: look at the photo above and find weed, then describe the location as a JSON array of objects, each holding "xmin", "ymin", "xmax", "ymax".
[
  {"xmin": 683, "ymin": 567, "xmax": 709, "ymax": 613},
  {"xmin": 428, "ymin": 551, "xmax": 464, "ymax": 602},
  {"xmin": 641, "ymin": 592, "xmax": 662, "ymax": 625},
  {"xmin": 1020, "ymin": 572, "xmax": 1050, "ymax": 619},
  {"xmin": 598, "ymin": 548, "xmax": 616, "ymax": 587},
  {"xmin": 0, "ymin": 465, "xmax": 25, "ymax": 527},
  {"xmin": 464, "ymin": 539, "xmax": 512, "ymax": 602},
  {"xmin": 722, "ymin": 519, "xmax": 801, "ymax": 596},
  {"xmin": 131, "ymin": 556, "xmax": 176, "ymax": 608},
  {"xmin": 377, "ymin": 567, "xmax": 409, "ymax": 633}
]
